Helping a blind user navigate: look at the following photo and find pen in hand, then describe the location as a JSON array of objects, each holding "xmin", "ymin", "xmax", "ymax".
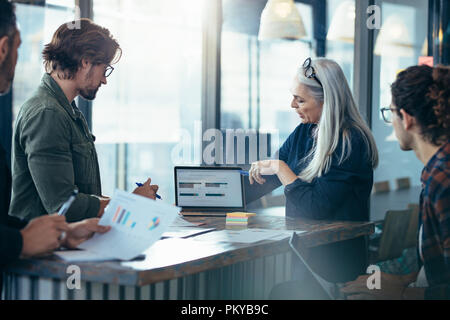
[
  {"xmin": 57, "ymin": 189, "xmax": 78, "ymax": 240},
  {"xmin": 135, "ymin": 182, "xmax": 162, "ymax": 200},
  {"xmin": 58, "ymin": 189, "xmax": 78, "ymax": 216},
  {"xmin": 239, "ymin": 170, "xmax": 249, "ymax": 176}
]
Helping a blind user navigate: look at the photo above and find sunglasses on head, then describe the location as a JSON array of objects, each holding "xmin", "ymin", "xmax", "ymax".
[{"xmin": 302, "ymin": 57, "xmax": 322, "ymax": 87}]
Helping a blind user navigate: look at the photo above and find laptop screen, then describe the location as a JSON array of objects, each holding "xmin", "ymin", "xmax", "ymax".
[{"xmin": 175, "ymin": 167, "xmax": 244, "ymax": 209}]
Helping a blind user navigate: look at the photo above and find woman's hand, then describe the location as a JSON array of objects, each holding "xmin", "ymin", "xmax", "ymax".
[
  {"xmin": 249, "ymin": 160, "xmax": 281, "ymax": 185},
  {"xmin": 249, "ymin": 160, "xmax": 299, "ymax": 186}
]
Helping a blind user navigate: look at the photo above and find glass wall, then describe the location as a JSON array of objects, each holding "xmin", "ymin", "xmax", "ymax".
[
  {"xmin": 220, "ymin": 0, "xmax": 356, "ymax": 202},
  {"xmin": 258, "ymin": 3, "xmax": 313, "ymax": 144},
  {"xmin": 12, "ymin": 2, "xmax": 75, "ymax": 118},
  {"xmin": 221, "ymin": 0, "xmax": 313, "ymax": 145},
  {"xmin": 92, "ymin": 0, "xmax": 204, "ymax": 200},
  {"xmin": 326, "ymin": 0, "xmax": 355, "ymax": 87},
  {"xmin": 10, "ymin": 0, "xmax": 432, "ymax": 205},
  {"xmin": 221, "ymin": 0, "xmax": 356, "ymax": 147},
  {"xmin": 371, "ymin": 0, "xmax": 428, "ymax": 188}
]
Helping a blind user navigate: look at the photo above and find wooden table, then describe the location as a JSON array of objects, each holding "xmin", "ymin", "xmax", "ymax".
[{"xmin": 2, "ymin": 215, "xmax": 374, "ymax": 300}]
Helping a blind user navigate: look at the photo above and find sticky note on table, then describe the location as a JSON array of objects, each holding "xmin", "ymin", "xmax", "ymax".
[
  {"xmin": 226, "ymin": 212, "xmax": 256, "ymax": 226},
  {"xmin": 226, "ymin": 212, "xmax": 256, "ymax": 217}
]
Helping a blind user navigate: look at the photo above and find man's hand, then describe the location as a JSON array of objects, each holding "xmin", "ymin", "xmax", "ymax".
[
  {"xmin": 20, "ymin": 214, "xmax": 69, "ymax": 258},
  {"xmin": 62, "ymin": 218, "xmax": 111, "ymax": 249},
  {"xmin": 133, "ymin": 178, "xmax": 159, "ymax": 200},
  {"xmin": 249, "ymin": 160, "xmax": 281, "ymax": 185},
  {"xmin": 97, "ymin": 198, "xmax": 110, "ymax": 218},
  {"xmin": 340, "ymin": 272, "xmax": 411, "ymax": 300}
]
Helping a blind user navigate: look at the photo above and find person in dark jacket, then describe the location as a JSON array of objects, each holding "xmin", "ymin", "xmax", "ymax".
[
  {"xmin": 0, "ymin": 0, "xmax": 111, "ymax": 271},
  {"xmin": 0, "ymin": 0, "xmax": 65, "ymax": 267},
  {"xmin": 246, "ymin": 57, "xmax": 379, "ymax": 299}
]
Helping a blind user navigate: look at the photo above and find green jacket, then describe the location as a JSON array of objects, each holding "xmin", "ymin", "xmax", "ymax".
[{"xmin": 9, "ymin": 73, "xmax": 102, "ymax": 222}]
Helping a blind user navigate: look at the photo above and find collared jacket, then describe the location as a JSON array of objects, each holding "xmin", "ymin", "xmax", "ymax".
[{"xmin": 9, "ymin": 73, "xmax": 102, "ymax": 223}]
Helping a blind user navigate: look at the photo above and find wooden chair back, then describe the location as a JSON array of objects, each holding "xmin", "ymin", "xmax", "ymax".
[
  {"xmin": 395, "ymin": 177, "xmax": 411, "ymax": 190},
  {"xmin": 373, "ymin": 181, "xmax": 390, "ymax": 194},
  {"xmin": 377, "ymin": 209, "xmax": 413, "ymax": 261}
]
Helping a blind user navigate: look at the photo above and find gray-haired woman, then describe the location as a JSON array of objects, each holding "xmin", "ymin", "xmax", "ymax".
[{"xmin": 246, "ymin": 57, "xmax": 379, "ymax": 298}]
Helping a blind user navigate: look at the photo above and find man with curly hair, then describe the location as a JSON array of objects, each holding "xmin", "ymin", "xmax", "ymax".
[{"xmin": 342, "ymin": 64, "xmax": 450, "ymax": 300}]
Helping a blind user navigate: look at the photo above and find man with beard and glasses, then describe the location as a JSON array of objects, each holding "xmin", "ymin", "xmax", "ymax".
[{"xmin": 8, "ymin": 19, "xmax": 159, "ymax": 223}]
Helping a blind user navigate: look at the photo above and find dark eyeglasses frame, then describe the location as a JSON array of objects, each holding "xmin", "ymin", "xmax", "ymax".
[
  {"xmin": 380, "ymin": 107, "xmax": 399, "ymax": 123},
  {"xmin": 104, "ymin": 65, "xmax": 114, "ymax": 78},
  {"xmin": 302, "ymin": 57, "xmax": 322, "ymax": 87}
]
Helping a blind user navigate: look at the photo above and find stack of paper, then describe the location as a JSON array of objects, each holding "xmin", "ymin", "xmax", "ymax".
[
  {"xmin": 226, "ymin": 212, "xmax": 256, "ymax": 226},
  {"xmin": 77, "ymin": 189, "xmax": 181, "ymax": 261}
]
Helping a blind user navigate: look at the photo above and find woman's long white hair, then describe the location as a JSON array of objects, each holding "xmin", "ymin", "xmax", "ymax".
[{"xmin": 297, "ymin": 58, "xmax": 378, "ymax": 182}]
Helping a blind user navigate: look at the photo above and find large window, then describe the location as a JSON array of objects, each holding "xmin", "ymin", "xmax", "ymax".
[
  {"xmin": 258, "ymin": 3, "xmax": 313, "ymax": 143},
  {"xmin": 326, "ymin": 0, "xmax": 355, "ymax": 87},
  {"xmin": 92, "ymin": 0, "xmax": 204, "ymax": 200},
  {"xmin": 371, "ymin": 0, "xmax": 428, "ymax": 187},
  {"xmin": 220, "ymin": 0, "xmax": 356, "ymax": 202},
  {"xmin": 13, "ymin": 2, "xmax": 75, "ymax": 118},
  {"xmin": 221, "ymin": 0, "xmax": 356, "ymax": 146},
  {"xmin": 9, "ymin": 0, "xmax": 436, "ymax": 207},
  {"xmin": 221, "ymin": 0, "xmax": 314, "ymax": 145}
]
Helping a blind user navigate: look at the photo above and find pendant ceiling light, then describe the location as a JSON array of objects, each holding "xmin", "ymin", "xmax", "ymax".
[
  {"xmin": 258, "ymin": 0, "xmax": 306, "ymax": 41},
  {"xmin": 326, "ymin": 0, "xmax": 356, "ymax": 43},
  {"xmin": 374, "ymin": 15, "xmax": 414, "ymax": 57}
]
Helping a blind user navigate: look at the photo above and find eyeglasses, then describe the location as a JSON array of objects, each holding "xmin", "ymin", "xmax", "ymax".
[
  {"xmin": 302, "ymin": 57, "xmax": 322, "ymax": 87},
  {"xmin": 380, "ymin": 107, "xmax": 399, "ymax": 123},
  {"xmin": 104, "ymin": 65, "xmax": 114, "ymax": 78}
]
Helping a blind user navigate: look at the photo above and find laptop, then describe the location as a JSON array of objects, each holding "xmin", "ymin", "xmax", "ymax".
[{"xmin": 174, "ymin": 166, "xmax": 246, "ymax": 216}]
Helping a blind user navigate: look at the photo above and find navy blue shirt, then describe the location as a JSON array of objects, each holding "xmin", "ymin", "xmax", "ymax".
[
  {"xmin": 245, "ymin": 123, "xmax": 373, "ymax": 221},
  {"xmin": 280, "ymin": 123, "xmax": 373, "ymax": 221}
]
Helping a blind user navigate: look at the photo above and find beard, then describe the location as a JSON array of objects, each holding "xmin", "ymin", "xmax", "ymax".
[
  {"xmin": 397, "ymin": 133, "xmax": 413, "ymax": 151},
  {"xmin": 399, "ymin": 141, "xmax": 413, "ymax": 151},
  {"xmin": 79, "ymin": 68, "xmax": 101, "ymax": 100},
  {"xmin": 79, "ymin": 86, "xmax": 100, "ymax": 100},
  {"xmin": 0, "ymin": 83, "xmax": 11, "ymax": 96}
]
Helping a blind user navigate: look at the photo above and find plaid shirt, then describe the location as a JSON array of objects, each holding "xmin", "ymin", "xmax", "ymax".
[{"xmin": 419, "ymin": 141, "xmax": 450, "ymax": 299}]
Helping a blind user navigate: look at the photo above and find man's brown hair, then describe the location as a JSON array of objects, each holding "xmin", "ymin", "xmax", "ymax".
[
  {"xmin": 391, "ymin": 65, "xmax": 450, "ymax": 146},
  {"xmin": 42, "ymin": 18, "xmax": 121, "ymax": 79}
]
